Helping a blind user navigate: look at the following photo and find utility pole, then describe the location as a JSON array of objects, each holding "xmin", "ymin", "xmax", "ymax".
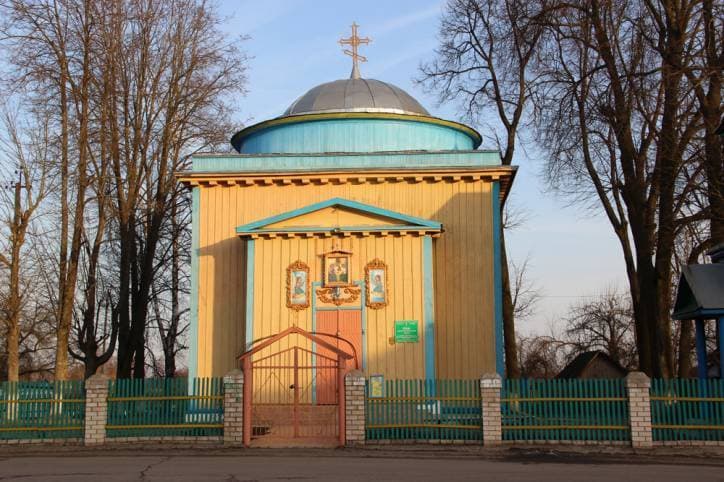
[{"xmin": 4, "ymin": 170, "xmax": 28, "ymax": 381}]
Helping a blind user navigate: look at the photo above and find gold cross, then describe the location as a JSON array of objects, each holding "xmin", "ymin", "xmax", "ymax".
[{"xmin": 339, "ymin": 22, "xmax": 371, "ymax": 79}]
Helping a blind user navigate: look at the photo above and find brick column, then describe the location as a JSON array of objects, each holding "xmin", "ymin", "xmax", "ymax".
[
  {"xmin": 223, "ymin": 369, "xmax": 244, "ymax": 447},
  {"xmin": 480, "ymin": 373, "xmax": 502, "ymax": 446},
  {"xmin": 344, "ymin": 370, "xmax": 365, "ymax": 446},
  {"xmin": 84, "ymin": 373, "xmax": 109, "ymax": 446},
  {"xmin": 626, "ymin": 371, "xmax": 653, "ymax": 449}
]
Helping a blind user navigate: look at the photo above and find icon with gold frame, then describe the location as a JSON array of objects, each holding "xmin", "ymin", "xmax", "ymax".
[
  {"xmin": 365, "ymin": 258, "xmax": 388, "ymax": 309},
  {"xmin": 323, "ymin": 252, "xmax": 351, "ymax": 287},
  {"xmin": 286, "ymin": 260, "xmax": 310, "ymax": 310}
]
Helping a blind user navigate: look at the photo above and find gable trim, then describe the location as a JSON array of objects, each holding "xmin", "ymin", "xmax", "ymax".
[{"xmin": 236, "ymin": 197, "xmax": 442, "ymax": 237}]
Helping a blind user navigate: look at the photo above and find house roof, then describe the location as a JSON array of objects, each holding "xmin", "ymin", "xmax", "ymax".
[
  {"xmin": 235, "ymin": 197, "xmax": 442, "ymax": 238},
  {"xmin": 556, "ymin": 351, "xmax": 627, "ymax": 379},
  {"xmin": 672, "ymin": 263, "xmax": 724, "ymax": 320}
]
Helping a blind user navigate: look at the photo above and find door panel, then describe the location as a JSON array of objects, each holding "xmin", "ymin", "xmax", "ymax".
[
  {"xmin": 315, "ymin": 312, "xmax": 338, "ymax": 405},
  {"xmin": 338, "ymin": 310, "xmax": 362, "ymax": 371},
  {"xmin": 315, "ymin": 309, "xmax": 362, "ymax": 404}
]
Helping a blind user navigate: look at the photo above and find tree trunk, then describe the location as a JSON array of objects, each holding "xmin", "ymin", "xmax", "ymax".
[
  {"xmin": 678, "ymin": 320, "xmax": 693, "ymax": 377},
  {"xmin": 500, "ymin": 228, "xmax": 520, "ymax": 377}
]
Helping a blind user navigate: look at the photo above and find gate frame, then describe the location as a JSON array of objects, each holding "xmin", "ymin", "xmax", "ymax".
[{"xmin": 238, "ymin": 326, "xmax": 355, "ymax": 447}]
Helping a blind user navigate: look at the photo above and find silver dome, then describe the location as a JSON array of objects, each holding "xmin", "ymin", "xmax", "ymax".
[{"xmin": 282, "ymin": 78, "xmax": 430, "ymax": 117}]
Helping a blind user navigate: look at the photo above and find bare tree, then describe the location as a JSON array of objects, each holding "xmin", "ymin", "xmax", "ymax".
[
  {"xmin": 96, "ymin": 0, "xmax": 247, "ymax": 378},
  {"xmin": 1, "ymin": 0, "xmax": 248, "ymax": 379},
  {"xmin": 0, "ymin": 109, "xmax": 52, "ymax": 381},
  {"xmin": 509, "ymin": 255, "xmax": 541, "ymax": 322},
  {"xmin": 517, "ymin": 334, "xmax": 568, "ymax": 378},
  {"xmin": 420, "ymin": 0, "xmax": 547, "ymax": 377},
  {"xmin": 531, "ymin": 0, "xmax": 713, "ymax": 377},
  {"xmin": 563, "ymin": 290, "xmax": 638, "ymax": 370}
]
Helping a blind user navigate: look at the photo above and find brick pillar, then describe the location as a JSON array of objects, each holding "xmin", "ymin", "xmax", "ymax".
[
  {"xmin": 480, "ymin": 373, "xmax": 502, "ymax": 446},
  {"xmin": 344, "ymin": 370, "xmax": 365, "ymax": 446},
  {"xmin": 223, "ymin": 369, "xmax": 244, "ymax": 447},
  {"xmin": 626, "ymin": 371, "xmax": 653, "ymax": 449},
  {"xmin": 84, "ymin": 373, "xmax": 109, "ymax": 446}
]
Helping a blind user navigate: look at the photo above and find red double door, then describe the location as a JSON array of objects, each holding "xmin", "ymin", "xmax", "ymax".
[{"xmin": 315, "ymin": 309, "xmax": 362, "ymax": 404}]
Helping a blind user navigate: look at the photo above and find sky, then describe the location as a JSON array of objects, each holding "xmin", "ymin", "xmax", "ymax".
[{"xmin": 217, "ymin": 0, "xmax": 628, "ymax": 335}]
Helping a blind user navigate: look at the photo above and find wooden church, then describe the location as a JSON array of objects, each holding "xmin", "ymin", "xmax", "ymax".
[{"xmin": 177, "ymin": 26, "xmax": 516, "ymax": 405}]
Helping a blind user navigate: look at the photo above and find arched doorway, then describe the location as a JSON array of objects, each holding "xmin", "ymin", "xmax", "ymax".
[{"xmin": 238, "ymin": 326, "xmax": 356, "ymax": 447}]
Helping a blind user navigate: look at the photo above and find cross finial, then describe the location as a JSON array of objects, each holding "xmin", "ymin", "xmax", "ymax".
[{"xmin": 339, "ymin": 22, "xmax": 371, "ymax": 79}]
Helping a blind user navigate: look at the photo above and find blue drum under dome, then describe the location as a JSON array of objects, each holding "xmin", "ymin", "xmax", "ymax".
[{"xmin": 231, "ymin": 78, "xmax": 482, "ymax": 155}]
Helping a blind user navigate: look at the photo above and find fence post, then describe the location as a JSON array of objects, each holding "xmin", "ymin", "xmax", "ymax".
[
  {"xmin": 223, "ymin": 369, "xmax": 244, "ymax": 447},
  {"xmin": 344, "ymin": 370, "xmax": 366, "ymax": 446},
  {"xmin": 480, "ymin": 373, "xmax": 502, "ymax": 446},
  {"xmin": 625, "ymin": 371, "xmax": 653, "ymax": 449},
  {"xmin": 84, "ymin": 374, "xmax": 109, "ymax": 446}
]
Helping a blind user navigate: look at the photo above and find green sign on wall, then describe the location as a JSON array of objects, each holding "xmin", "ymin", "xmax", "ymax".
[{"xmin": 394, "ymin": 320, "xmax": 419, "ymax": 343}]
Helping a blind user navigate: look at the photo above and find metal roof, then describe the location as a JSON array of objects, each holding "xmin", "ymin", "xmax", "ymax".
[
  {"xmin": 672, "ymin": 263, "xmax": 724, "ymax": 319},
  {"xmin": 282, "ymin": 78, "xmax": 430, "ymax": 117}
]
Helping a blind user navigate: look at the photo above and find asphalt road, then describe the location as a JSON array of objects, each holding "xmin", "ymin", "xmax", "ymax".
[{"xmin": 0, "ymin": 450, "xmax": 723, "ymax": 482}]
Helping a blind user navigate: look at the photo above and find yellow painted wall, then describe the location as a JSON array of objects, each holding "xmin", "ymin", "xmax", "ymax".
[
  {"xmin": 195, "ymin": 179, "xmax": 494, "ymax": 380},
  {"xmin": 249, "ymin": 235, "xmax": 426, "ymax": 403}
]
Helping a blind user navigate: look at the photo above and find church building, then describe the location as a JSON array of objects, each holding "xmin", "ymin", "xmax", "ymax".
[{"xmin": 177, "ymin": 26, "xmax": 516, "ymax": 401}]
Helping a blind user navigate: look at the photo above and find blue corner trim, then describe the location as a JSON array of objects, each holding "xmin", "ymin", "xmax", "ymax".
[
  {"xmin": 311, "ymin": 281, "xmax": 318, "ymax": 404},
  {"xmin": 188, "ymin": 188, "xmax": 200, "ymax": 381},
  {"xmin": 423, "ymin": 236, "xmax": 435, "ymax": 383},
  {"xmin": 245, "ymin": 240, "xmax": 255, "ymax": 351},
  {"xmin": 719, "ymin": 317, "xmax": 724, "ymax": 380},
  {"xmin": 235, "ymin": 197, "xmax": 442, "ymax": 233},
  {"xmin": 357, "ymin": 280, "xmax": 367, "ymax": 371},
  {"xmin": 492, "ymin": 181, "xmax": 504, "ymax": 377},
  {"xmin": 696, "ymin": 319, "xmax": 707, "ymax": 379}
]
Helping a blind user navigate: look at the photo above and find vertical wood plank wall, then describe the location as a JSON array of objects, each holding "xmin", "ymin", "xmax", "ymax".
[{"xmin": 195, "ymin": 179, "xmax": 494, "ymax": 380}]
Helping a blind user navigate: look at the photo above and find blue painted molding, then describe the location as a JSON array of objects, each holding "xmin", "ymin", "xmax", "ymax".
[
  {"xmin": 192, "ymin": 150, "xmax": 503, "ymax": 172},
  {"xmin": 188, "ymin": 188, "xmax": 200, "ymax": 381},
  {"xmin": 423, "ymin": 236, "xmax": 436, "ymax": 384},
  {"xmin": 240, "ymin": 225, "xmax": 440, "ymax": 236},
  {"xmin": 236, "ymin": 197, "xmax": 441, "ymax": 233},
  {"xmin": 492, "ymin": 181, "xmax": 504, "ymax": 377},
  {"xmin": 245, "ymin": 240, "xmax": 255, "ymax": 351},
  {"xmin": 676, "ymin": 308, "xmax": 724, "ymax": 319},
  {"xmin": 358, "ymin": 280, "xmax": 367, "ymax": 372}
]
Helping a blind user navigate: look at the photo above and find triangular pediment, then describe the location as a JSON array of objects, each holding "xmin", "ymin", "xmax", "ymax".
[
  {"xmin": 265, "ymin": 206, "xmax": 404, "ymax": 229},
  {"xmin": 236, "ymin": 197, "xmax": 441, "ymax": 238}
]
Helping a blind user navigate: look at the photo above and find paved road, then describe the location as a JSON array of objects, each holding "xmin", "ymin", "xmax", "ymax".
[{"xmin": 0, "ymin": 452, "xmax": 723, "ymax": 481}]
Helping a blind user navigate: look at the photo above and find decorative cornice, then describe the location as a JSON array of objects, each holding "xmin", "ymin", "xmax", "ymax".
[{"xmin": 176, "ymin": 166, "xmax": 517, "ymax": 203}]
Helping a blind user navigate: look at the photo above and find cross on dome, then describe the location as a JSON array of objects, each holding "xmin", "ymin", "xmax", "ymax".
[{"xmin": 339, "ymin": 22, "xmax": 371, "ymax": 80}]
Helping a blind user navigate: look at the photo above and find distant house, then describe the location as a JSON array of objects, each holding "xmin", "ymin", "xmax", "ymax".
[{"xmin": 557, "ymin": 351, "xmax": 628, "ymax": 379}]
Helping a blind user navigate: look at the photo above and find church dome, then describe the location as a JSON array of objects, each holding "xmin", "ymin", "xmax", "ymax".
[{"xmin": 282, "ymin": 78, "xmax": 430, "ymax": 117}]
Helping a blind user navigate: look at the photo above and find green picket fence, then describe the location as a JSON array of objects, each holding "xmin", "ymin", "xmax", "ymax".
[
  {"xmin": 501, "ymin": 379, "xmax": 630, "ymax": 442},
  {"xmin": 365, "ymin": 379, "xmax": 482, "ymax": 441},
  {"xmin": 651, "ymin": 378, "xmax": 724, "ymax": 442},
  {"xmin": 107, "ymin": 377, "xmax": 223, "ymax": 438},
  {"xmin": 0, "ymin": 380, "xmax": 85, "ymax": 440}
]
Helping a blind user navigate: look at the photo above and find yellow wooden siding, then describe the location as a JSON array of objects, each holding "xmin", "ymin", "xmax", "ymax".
[
  {"xmin": 265, "ymin": 206, "xmax": 402, "ymax": 229},
  {"xmin": 195, "ymin": 179, "xmax": 494, "ymax": 379},
  {"xmin": 245, "ymin": 235, "xmax": 425, "ymax": 402}
]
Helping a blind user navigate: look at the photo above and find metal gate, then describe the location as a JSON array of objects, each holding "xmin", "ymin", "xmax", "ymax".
[
  {"xmin": 250, "ymin": 346, "xmax": 339, "ymax": 443},
  {"xmin": 238, "ymin": 326, "xmax": 355, "ymax": 447}
]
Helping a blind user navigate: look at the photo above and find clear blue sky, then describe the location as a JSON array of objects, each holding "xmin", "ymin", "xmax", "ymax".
[{"xmin": 218, "ymin": 0, "xmax": 628, "ymax": 335}]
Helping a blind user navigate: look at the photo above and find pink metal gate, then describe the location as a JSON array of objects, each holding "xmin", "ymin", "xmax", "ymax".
[{"xmin": 238, "ymin": 326, "xmax": 355, "ymax": 447}]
